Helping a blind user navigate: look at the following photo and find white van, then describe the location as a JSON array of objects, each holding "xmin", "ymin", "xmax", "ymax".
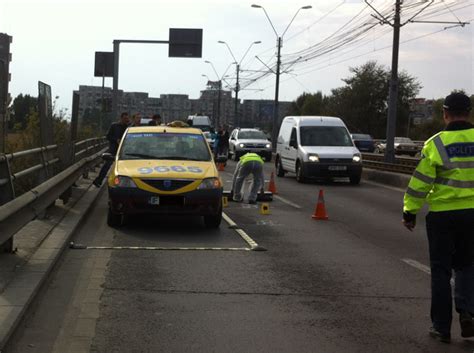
[
  {"xmin": 275, "ymin": 116, "xmax": 362, "ymax": 184},
  {"xmin": 187, "ymin": 115, "xmax": 212, "ymax": 132}
]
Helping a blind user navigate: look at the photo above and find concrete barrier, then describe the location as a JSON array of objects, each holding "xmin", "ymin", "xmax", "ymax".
[{"xmin": 362, "ymin": 168, "xmax": 411, "ymax": 189}]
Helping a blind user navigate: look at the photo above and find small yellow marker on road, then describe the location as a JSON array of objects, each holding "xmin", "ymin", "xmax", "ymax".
[
  {"xmin": 222, "ymin": 196, "xmax": 229, "ymax": 208},
  {"xmin": 260, "ymin": 202, "xmax": 270, "ymax": 215}
]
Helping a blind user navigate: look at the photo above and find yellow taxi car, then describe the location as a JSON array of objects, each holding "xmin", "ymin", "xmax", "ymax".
[{"xmin": 103, "ymin": 122, "xmax": 224, "ymax": 228}]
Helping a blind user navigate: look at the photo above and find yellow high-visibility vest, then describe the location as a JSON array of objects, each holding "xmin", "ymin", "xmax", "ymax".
[
  {"xmin": 403, "ymin": 122, "xmax": 474, "ymax": 213},
  {"xmin": 239, "ymin": 153, "xmax": 264, "ymax": 165}
]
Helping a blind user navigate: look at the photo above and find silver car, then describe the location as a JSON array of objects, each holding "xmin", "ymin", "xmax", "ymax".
[{"xmin": 228, "ymin": 128, "xmax": 272, "ymax": 162}]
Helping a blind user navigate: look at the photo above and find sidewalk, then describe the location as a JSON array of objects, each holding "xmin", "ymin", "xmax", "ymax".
[{"xmin": 0, "ymin": 172, "xmax": 104, "ymax": 350}]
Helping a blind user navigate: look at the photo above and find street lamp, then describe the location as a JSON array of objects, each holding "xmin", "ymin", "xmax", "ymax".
[
  {"xmin": 218, "ymin": 40, "xmax": 261, "ymax": 127},
  {"xmin": 252, "ymin": 4, "xmax": 311, "ymax": 151}
]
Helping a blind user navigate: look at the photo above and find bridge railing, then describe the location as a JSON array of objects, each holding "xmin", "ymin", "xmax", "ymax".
[{"xmin": 0, "ymin": 137, "xmax": 108, "ymax": 252}]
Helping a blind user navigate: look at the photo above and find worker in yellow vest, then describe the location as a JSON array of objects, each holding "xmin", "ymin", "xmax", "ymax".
[
  {"xmin": 403, "ymin": 92, "xmax": 474, "ymax": 343},
  {"xmin": 231, "ymin": 153, "xmax": 265, "ymax": 204}
]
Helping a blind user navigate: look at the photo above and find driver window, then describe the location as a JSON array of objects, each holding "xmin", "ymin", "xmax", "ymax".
[{"xmin": 290, "ymin": 128, "xmax": 297, "ymax": 147}]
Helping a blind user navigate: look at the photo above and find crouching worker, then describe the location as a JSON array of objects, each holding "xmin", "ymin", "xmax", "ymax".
[{"xmin": 231, "ymin": 153, "xmax": 265, "ymax": 204}]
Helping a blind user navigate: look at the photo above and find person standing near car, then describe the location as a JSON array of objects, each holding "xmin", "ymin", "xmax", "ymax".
[
  {"xmin": 148, "ymin": 114, "xmax": 162, "ymax": 126},
  {"xmin": 93, "ymin": 112, "xmax": 130, "ymax": 187},
  {"xmin": 130, "ymin": 113, "xmax": 142, "ymax": 127},
  {"xmin": 231, "ymin": 152, "xmax": 265, "ymax": 204},
  {"xmin": 402, "ymin": 92, "xmax": 474, "ymax": 343}
]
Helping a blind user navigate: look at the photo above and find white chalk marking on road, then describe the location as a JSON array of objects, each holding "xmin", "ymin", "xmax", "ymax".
[
  {"xmin": 401, "ymin": 258, "xmax": 455, "ymax": 286},
  {"xmin": 274, "ymin": 195, "xmax": 302, "ymax": 209},
  {"xmin": 402, "ymin": 258, "xmax": 431, "ymax": 275},
  {"xmin": 74, "ymin": 245, "xmax": 251, "ymax": 251},
  {"xmin": 222, "ymin": 212, "xmax": 263, "ymax": 251}
]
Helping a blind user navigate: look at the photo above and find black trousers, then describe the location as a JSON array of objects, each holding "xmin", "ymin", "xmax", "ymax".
[{"xmin": 426, "ymin": 209, "xmax": 474, "ymax": 334}]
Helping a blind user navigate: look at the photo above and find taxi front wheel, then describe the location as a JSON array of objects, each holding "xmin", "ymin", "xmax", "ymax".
[
  {"xmin": 204, "ymin": 207, "xmax": 222, "ymax": 228},
  {"xmin": 107, "ymin": 208, "xmax": 122, "ymax": 227}
]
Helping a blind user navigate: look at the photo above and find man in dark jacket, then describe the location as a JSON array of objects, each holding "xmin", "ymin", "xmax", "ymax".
[
  {"xmin": 148, "ymin": 114, "xmax": 162, "ymax": 126},
  {"xmin": 93, "ymin": 112, "xmax": 130, "ymax": 187}
]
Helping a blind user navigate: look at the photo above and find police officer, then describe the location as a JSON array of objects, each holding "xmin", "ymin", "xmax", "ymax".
[
  {"xmin": 403, "ymin": 92, "xmax": 474, "ymax": 343},
  {"xmin": 231, "ymin": 152, "xmax": 265, "ymax": 204},
  {"xmin": 93, "ymin": 112, "xmax": 130, "ymax": 187}
]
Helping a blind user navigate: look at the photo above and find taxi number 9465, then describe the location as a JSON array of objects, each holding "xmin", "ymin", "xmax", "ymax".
[{"xmin": 138, "ymin": 166, "xmax": 203, "ymax": 174}]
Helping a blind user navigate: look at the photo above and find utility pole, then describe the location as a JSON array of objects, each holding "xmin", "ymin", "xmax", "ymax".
[
  {"xmin": 234, "ymin": 64, "xmax": 240, "ymax": 127},
  {"xmin": 385, "ymin": 0, "xmax": 401, "ymax": 164},
  {"xmin": 272, "ymin": 36, "xmax": 282, "ymax": 151},
  {"xmin": 366, "ymin": 0, "xmax": 469, "ymax": 163},
  {"xmin": 217, "ymin": 80, "xmax": 222, "ymax": 128}
]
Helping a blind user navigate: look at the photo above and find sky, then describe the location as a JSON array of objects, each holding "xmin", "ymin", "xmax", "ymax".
[{"xmin": 0, "ymin": 0, "xmax": 472, "ymax": 118}]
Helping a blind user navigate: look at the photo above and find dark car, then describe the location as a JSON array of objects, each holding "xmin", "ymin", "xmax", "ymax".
[{"xmin": 351, "ymin": 133, "xmax": 375, "ymax": 153}]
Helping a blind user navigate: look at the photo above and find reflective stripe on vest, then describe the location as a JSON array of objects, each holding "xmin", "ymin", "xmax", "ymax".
[
  {"xmin": 406, "ymin": 187, "xmax": 428, "ymax": 199},
  {"xmin": 434, "ymin": 136, "xmax": 474, "ymax": 169},
  {"xmin": 413, "ymin": 170, "xmax": 435, "ymax": 184},
  {"xmin": 434, "ymin": 177, "xmax": 474, "ymax": 188}
]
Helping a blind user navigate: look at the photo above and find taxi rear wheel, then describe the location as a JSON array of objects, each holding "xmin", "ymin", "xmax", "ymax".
[
  {"xmin": 107, "ymin": 208, "xmax": 122, "ymax": 227},
  {"xmin": 204, "ymin": 207, "xmax": 222, "ymax": 228}
]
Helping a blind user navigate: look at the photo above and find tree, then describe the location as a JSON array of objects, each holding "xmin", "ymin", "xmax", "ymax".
[
  {"xmin": 327, "ymin": 61, "xmax": 421, "ymax": 138},
  {"xmin": 288, "ymin": 91, "xmax": 327, "ymax": 116},
  {"xmin": 9, "ymin": 94, "xmax": 38, "ymax": 130}
]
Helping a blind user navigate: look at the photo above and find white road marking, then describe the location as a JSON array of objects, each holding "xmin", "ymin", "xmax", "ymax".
[
  {"xmin": 222, "ymin": 212, "xmax": 263, "ymax": 251},
  {"xmin": 401, "ymin": 258, "xmax": 455, "ymax": 286},
  {"xmin": 274, "ymin": 195, "xmax": 302, "ymax": 209}
]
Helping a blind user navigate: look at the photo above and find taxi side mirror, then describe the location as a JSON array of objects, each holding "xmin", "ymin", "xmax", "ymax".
[{"xmin": 102, "ymin": 153, "xmax": 115, "ymax": 162}]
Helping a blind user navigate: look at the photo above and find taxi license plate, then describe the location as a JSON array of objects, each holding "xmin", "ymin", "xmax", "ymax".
[
  {"xmin": 328, "ymin": 166, "xmax": 347, "ymax": 171},
  {"xmin": 148, "ymin": 196, "xmax": 160, "ymax": 205}
]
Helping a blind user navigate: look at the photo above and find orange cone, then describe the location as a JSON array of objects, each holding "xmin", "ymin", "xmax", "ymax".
[
  {"xmin": 268, "ymin": 172, "xmax": 278, "ymax": 194},
  {"xmin": 218, "ymin": 163, "xmax": 225, "ymax": 171},
  {"xmin": 312, "ymin": 189, "xmax": 328, "ymax": 220}
]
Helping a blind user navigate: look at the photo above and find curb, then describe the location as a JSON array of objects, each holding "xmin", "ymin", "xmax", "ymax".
[
  {"xmin": 0, "ymin": 180, "xmax": 105, "ymax": 350},
  {"xmin": 362, "ymin": 167, "xmax": 411, "ymax": 189}
]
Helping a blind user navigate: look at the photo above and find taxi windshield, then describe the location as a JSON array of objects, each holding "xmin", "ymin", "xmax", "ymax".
[{"xmin": 119, "ymin": 132, "xmax": 212, "ymax": 161}]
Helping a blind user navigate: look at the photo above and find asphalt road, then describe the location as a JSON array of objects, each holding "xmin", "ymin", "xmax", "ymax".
[{"xmin": 5, "ymin": 161, "xmax": 474, "ymax": 353}]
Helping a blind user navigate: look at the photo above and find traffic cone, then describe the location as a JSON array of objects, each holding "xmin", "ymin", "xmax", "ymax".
[
  {"xmin": 260, "ymin": 203, "xmax": 270, "ymax": 215},
  {"xmin": 268, "ymin": 172, "xmax": 278, "ymax": 194},
  {"xmin": 218, "ymin": 163, "xmax": 225, "ymax": 171},
  {"xmin": 312, "ymin": 189, "xmax": 328, "ymax": 220}
]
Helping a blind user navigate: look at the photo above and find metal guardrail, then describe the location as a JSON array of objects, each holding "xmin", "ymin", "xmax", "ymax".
[
  {"xmin": 362, "ymin": 153, "xmax": 419, "ymax": 174},
  {"xmin": 0, "ymin": 137, "xmax": 107, "ymax": 252}
]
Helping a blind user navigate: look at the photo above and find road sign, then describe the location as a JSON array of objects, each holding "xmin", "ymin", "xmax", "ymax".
[
  {"xmin": 169, "ymin": 28, "xmax": 202, "ymax": 58},
  {"xmin": 38, "ymin": 81, "xmax": 54, "ymax": 146},
  {"xmin": 94, "ymin": 51, "xmax": 114, "ymax": 77}
]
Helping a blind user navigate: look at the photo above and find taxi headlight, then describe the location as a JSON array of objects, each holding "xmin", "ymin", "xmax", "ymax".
[
  {"xmin": 265, "ymin": 143, "xmax": 271, "ymax": 149},
  {"xmin": 353, "ymin": 154, "xmax": 362, "ymax": 163},
  {"xmin": 239, "ymin": 143, "xmax": 245, "ymax": 148},
  {"xmin": 113, "ymin": 176, "xmax": 137, "ymax": 188},
  {"xmin": 198, "ymin": 177, "xmax": 222, "ymax": 190},
  {"xmin": 308, "ymin": 154, "xmax": 320, "ymax": 162}
]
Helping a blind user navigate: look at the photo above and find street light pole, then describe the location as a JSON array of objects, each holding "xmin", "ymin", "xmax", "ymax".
[{"xmin": 252, "ymin": 4, "xmax": 311, "ymax": 151}]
